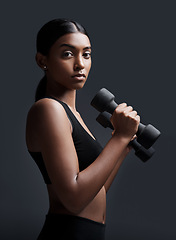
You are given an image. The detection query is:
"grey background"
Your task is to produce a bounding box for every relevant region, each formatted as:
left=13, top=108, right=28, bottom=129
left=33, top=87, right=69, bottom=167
left=1, top=0, right=176, bottom=239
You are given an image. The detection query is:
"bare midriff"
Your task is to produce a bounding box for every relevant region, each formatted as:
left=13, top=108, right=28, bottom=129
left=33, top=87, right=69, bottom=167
left=47, top=185, right=106, bottom=224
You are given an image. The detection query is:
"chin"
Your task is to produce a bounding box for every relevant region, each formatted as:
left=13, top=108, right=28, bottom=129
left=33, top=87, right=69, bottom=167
left=73, top=82, right=86, bottom=90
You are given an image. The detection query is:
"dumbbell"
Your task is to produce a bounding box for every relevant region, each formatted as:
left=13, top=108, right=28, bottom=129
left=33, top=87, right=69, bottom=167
left=96, top=112, right=155, bottom=162
left=91, top=88, right=161, bottom=149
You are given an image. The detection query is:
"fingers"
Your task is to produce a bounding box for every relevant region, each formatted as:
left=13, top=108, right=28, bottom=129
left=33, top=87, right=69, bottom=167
left=111, top=102, right=141, bottom=138
left=135, top=114, right=140, bottom=123
left=115, top=103, right=135, bottom=116
left=114, top=103, right=140, bottom=126
left=128, top=111, right=140, bottom=124
left=128, top=110, right=137, bottom=118
left=117, top=103, right=127, bottom=108
left=124, top=106, right=134, bottom=115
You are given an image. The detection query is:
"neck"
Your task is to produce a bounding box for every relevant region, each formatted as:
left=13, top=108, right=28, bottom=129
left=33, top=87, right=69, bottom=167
left=46, top=82, right=77, bottom=110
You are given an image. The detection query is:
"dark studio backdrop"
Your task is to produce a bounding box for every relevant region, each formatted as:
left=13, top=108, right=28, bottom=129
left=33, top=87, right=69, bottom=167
left=1, top=1, right=176, bottom=239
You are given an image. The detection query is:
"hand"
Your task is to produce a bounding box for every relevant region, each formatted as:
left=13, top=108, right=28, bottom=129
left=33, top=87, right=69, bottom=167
left=110, top=103, right=140, bottom=139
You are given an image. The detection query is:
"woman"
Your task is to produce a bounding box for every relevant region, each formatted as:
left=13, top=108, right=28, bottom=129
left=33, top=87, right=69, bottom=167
left=26, top=19, right=140, bottom=240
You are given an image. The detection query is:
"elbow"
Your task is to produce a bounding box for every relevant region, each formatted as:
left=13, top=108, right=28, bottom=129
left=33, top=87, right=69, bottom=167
left=63, top=195, right=86, bottom=215
left=66, top=205, right=83, bottom=215
left=56, top=186, right=87, bottom=215
left=54, top=175, right=89, bottom=214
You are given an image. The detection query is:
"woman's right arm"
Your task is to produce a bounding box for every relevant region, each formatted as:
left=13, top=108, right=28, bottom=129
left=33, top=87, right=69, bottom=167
left=26, top=99, right=139, bottom=214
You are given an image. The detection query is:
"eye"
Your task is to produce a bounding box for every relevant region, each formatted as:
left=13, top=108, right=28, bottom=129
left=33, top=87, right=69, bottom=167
left=83, top=51, right=91, bottom=59
left=62, top=51, right=73, bottom=58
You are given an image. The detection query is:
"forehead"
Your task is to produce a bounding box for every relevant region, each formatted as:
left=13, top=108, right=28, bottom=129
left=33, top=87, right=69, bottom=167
left=53, top=32, right=91, bottom=49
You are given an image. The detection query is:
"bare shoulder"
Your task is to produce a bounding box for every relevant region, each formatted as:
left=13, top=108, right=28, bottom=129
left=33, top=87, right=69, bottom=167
left=27, top=98, right=70, bottom=128
left=27, top=98, right=66, bottom=119
left=26, top=98, right=71, bottom=150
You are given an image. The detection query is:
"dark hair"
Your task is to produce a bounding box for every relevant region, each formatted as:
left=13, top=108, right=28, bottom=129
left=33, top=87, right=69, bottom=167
left=35, top=19, right=89, bottom=101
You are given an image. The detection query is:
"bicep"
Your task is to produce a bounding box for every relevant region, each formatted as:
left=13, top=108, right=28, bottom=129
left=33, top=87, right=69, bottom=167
left=35, top=100, right=79, bottom=197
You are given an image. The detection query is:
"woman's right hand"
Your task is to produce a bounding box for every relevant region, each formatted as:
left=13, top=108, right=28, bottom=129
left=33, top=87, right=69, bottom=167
left=110, top=103, right=140, bottom=139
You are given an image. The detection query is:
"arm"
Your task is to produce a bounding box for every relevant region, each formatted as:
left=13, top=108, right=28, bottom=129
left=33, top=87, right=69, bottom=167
left=28, top=99, right=139, bottom=214
left=104, top=133, right=136, bottom=193
left=104, top=147, right=129, bottom=193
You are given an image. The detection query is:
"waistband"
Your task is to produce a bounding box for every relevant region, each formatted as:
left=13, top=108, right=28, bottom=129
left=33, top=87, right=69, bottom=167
left=38, top=213, right=106, bottom=240
left=46, top=213, right=106, bottom=227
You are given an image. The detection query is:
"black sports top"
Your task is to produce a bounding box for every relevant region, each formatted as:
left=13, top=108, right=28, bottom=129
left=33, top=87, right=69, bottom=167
left=29, top=98, right=103, bottom=184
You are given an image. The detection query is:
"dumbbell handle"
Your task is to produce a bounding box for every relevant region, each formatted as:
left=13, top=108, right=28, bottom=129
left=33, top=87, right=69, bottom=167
left=91, top=88, right=161, bottom=149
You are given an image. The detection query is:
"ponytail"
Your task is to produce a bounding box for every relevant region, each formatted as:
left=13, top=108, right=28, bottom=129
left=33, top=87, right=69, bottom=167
left=35, top=75, right=47, bottom=101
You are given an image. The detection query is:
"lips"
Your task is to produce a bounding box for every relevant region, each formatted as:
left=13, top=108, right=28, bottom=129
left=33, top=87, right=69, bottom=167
left=72, top=73, right=86, bottom=78
left=72, top=73, right=86, bottom=80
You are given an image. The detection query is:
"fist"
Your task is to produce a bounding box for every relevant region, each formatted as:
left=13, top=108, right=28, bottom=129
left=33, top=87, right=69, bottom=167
left=110, top=103, right=140, bottom=138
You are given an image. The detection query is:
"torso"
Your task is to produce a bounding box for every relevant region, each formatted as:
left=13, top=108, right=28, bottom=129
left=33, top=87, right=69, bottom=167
left=26, top=98, right=106, bottom=224
left=47, top=184, right=106, bottom=224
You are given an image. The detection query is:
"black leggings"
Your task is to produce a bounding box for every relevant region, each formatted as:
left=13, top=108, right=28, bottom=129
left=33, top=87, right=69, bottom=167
left=37, top=214, right=106, bottom=240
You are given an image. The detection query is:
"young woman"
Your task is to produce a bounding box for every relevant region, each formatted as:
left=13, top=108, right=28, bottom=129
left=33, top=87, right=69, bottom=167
left=26, top=19, right=140, bottom=240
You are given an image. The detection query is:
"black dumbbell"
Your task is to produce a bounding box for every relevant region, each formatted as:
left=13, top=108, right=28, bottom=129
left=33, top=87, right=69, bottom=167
left=91, top=88, right=161, bottom=149
left=96, top=112, right=155, bottom=162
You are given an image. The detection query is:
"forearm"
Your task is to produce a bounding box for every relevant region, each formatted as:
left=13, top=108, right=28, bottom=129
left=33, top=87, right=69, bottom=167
left=71, top=134, right=131, bottom=212
left=104, top=147, right=130, bottom=192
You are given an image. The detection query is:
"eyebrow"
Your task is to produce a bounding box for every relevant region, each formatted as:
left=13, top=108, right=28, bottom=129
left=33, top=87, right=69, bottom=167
left=59, top=43, right=91, bottom=50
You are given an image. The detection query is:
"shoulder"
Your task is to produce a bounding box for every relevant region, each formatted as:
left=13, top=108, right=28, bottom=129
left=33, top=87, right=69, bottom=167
left=27, top=98, right=67, bottom=120
left=26, top=98, right=71, bottom=134
left=29, top=98, right=65, bottom=113
left=26, top=98, right=73, bottom=151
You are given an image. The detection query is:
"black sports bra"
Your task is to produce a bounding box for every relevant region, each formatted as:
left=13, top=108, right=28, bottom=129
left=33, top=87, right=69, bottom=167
left=28, top=98, right=103, bottom=184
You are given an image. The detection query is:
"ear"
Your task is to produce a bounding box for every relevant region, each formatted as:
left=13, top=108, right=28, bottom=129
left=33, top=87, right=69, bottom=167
left=35, top=52, right=47, bottom=70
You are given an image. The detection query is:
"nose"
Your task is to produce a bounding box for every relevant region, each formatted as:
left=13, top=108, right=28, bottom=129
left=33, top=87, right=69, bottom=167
left=74, top=55, right=84, bottom=71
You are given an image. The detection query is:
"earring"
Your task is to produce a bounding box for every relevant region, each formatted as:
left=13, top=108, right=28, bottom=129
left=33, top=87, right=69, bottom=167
left=43, top=66, right=47, bottom=70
